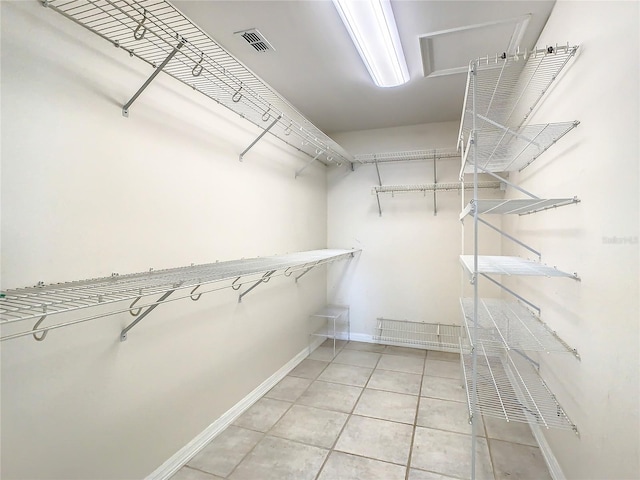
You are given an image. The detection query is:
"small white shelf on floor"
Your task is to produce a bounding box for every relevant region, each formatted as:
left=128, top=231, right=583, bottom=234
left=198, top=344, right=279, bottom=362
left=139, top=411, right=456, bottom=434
left=460, top=343, right=577, bottom=431
left=460, top=198, right=579, bottom=219
left=374, top=318, right=464, bottom=352
left=309, top=305, right=350, bottom=357
left=459, top=256, right=578, bottom=279
left=460, top=298, right=578, bottom=357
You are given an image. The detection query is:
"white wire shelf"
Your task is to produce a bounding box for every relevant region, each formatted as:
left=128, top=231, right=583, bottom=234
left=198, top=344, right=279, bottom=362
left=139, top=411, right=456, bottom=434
left=461, top=121, right=579, bottom=174
left=374, top=318, right=464, bottom=352
left=460, top=298, right=578, bottom=357
left=460, top=197, right=580, bottom=219
left=460, top=255, right=578, bottom=279
left=460, top=343, right=577, bottom=431
left=355, top=149, right=460, bottom=164
left=0, top=249, right=357, bottom=341
left=44, top=0, right=352, bottom=166
left=373, top=181, right=502, bottom=195
left=458, top=44, right=579, bottom=149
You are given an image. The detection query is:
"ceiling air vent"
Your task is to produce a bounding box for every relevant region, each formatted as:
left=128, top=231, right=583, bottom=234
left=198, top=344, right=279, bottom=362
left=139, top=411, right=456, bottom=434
left=235, top=28, right=275, bottom=53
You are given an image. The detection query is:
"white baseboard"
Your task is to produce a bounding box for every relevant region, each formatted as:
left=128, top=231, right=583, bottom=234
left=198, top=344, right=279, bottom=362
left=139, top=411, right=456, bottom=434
left=529, top=423, right=566, bottom=480
left=146, top=338, right=323, bottom=480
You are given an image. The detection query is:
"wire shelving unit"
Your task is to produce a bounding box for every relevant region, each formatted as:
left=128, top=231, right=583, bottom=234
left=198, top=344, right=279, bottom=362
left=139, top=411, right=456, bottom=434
left=0, top=249, right=357, bottom=342
left=460, top=343, right=577, bottom=431
left=42, top=0, right=352, bottom=167
left=459, top=298, right=578, bottom=357
left=374, top=318, right=463, bottom=352
left=355, top=149, right=459, bottom=164
left=459, top=43, right=581, bottom=479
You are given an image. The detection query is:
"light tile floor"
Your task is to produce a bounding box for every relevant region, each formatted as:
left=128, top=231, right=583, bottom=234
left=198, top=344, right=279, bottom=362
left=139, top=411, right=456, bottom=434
left=171, top=341, right=552, bottom=480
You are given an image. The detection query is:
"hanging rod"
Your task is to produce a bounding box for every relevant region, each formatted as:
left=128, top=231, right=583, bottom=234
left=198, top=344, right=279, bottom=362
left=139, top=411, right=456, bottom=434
left=372, top=181, right=502, bottom=195
left=0, top=249, right=359, bottom=342
left=42, top=0, right=353, bottom=168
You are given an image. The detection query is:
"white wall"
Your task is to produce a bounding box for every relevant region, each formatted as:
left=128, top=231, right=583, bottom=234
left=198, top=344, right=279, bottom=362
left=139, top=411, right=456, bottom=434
left=500, top=1, right=639, bottom=478
left=327, top=122, right=503, bottom=339
left=0, top=2, right=336, bottom=479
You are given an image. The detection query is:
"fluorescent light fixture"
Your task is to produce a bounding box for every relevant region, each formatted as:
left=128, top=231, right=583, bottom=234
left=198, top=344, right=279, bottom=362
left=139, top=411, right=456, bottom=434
left=332, top=0, right=409, bottom=88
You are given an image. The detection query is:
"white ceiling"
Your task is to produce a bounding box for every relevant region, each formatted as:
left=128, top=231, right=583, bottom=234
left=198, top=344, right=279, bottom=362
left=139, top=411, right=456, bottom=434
left=173, top=0, right=556, bottom=135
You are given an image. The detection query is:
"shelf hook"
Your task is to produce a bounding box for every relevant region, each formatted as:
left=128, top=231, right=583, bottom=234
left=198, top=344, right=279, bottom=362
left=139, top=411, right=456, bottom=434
left=262, top=108, right=271, bottom=122
left=190, top=284, right=202, bottom=301
left=32, top=315, right=49, bottom=342
left=284, top=123, right=292, bottom=136
left=192, top=54, right=204, bottom=77
left=232, top=85, right=243, bottom=103
left=284, top=267, right=294, bottom=277
left=129, top=296, right=142, bottom=316
left=133, top=9, right=147, bottom=40
left=231, top=277, right=242, bottom=290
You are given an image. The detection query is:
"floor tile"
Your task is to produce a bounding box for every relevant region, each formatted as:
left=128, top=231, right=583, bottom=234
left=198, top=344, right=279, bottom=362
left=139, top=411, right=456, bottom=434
left=334, top=349, right=381, bottom=368
left=186, top=426, right=262, bottom=477
left=424, top=359, right=461, bottom=379
left=426, top=350, right=460, bottom=363
left=368, top=369, right=422, bottom=396
left=344, top=341, right=387, bottom=353
left=318, top=451, right=406, bottom=480
left=354, top=388, right=419, bottom=424
left=232, top=398, right=291, bottom=432
left=309, top=346, right=338, bottom=361
left=384, top=345, right=427, bottom=358
left=317, top=362, right=373, bottom=387
left=411, top=427, right=494, bottom=479
left=408, top=469, right=460, bottom=480
left=228, top=436, right=328, bottom=480
left=483, top=416, right=537, bottom=446
left=377, top=354, right=425, bottom=374
left=270, top=404, right=348, bottom=448
left=421, top=375, right=466, bottom=403
left=335, top=415, right=414, bottom=465
left=171, top=466, right=224, bottom=480
left=265, top=376, right=312, bottom=402
left=296, top=380, right=362, bottom=413
left=289, top=359, right=329, bottom=379
left=417, top=397, right=484, bottom=436
left=489, top=439, right=551, bottom=480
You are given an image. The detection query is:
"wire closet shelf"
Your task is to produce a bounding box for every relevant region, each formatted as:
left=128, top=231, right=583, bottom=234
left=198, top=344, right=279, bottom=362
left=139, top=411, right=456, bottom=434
left=459, top=255, right=578, bottom=279
left=460, top=342, right=577, bottom=432
left=460, top=198, right=580, bottom=218
left=373, top=181, right=502, bottom=195
left=457, top=44, right=579, bottom=175
left=374, top=318, right=464, bottom=352
left=43, top=0, right=352, bottom=167
left=0, top=249, right=357, bottom=342
left=355, top=149, right=460, bottom=164
left=459, top=298, right=578, bottom=357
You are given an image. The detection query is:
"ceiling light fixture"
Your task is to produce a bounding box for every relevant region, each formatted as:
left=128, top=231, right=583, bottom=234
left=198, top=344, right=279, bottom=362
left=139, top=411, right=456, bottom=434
left=332, top=0, right=409, bottom=88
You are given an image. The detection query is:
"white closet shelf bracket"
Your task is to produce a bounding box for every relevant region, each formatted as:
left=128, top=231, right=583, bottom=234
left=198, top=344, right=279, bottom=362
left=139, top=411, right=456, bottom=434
left=0, top=249, right=359, bottom=342
left=43, top=0, right=353, bottom=168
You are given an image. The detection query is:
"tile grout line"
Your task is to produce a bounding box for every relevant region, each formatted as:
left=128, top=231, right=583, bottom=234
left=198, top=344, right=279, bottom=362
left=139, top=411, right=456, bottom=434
left=404, top=348, right=429, bottom=480
left=223, top=346, right=338, bottom=479
left=313, top=342, right=384, bottom=480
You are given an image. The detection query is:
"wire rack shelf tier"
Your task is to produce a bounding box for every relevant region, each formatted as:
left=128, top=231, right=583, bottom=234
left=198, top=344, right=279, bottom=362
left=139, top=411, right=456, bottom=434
left=0, top=249, right=357, bottom=339
left=373, top=181, right=502, bottom=195
left=374, top=318, right=464, bottom=352
left=458, top=44, right=579, bottom=151
left=460, top=342, right=577, bottom=431
left=460, top=197, right=580, bottom=219
left=461, top=121, right=579, bottom=174
left=44, top=0, right=352, bottom=166
left=355, top=149, right=460, bottom=164
left=460, top=255, right=577, bottom=279
left=459, top=298, right=578, bottom=356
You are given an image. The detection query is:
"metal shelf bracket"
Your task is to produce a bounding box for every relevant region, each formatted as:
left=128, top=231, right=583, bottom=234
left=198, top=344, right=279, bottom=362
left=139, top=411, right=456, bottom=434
left=239, top=115, right=283, bottom=161
left=122, top=37, right=186, bottom=117
left=295, top=148, right=325, bottom=178
left=120, top=289, right=176, bottom=341
left=238, top=270, right=275, bottom=303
